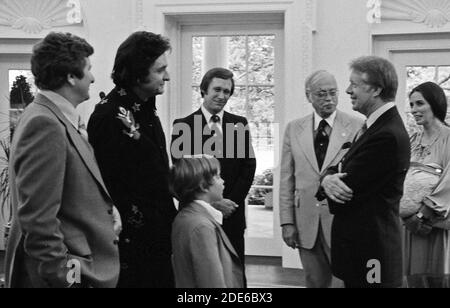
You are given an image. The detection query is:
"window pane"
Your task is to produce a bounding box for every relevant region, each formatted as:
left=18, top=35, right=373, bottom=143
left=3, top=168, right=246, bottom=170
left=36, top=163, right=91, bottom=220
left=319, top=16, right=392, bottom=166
left=227, top=36, right=247, bottom=84
left=192, top=86, right=202, bottom=111
left=248, top=36, right=275, bottom=85
left=9, top=70, right=35, bottom=135
left=192, top=37, right=204, bottom=85
left=438, top=66, right=450, bottom=100
left=225, top=86, right=247, bottom=116
left=406, top=66, right=436, bottom=94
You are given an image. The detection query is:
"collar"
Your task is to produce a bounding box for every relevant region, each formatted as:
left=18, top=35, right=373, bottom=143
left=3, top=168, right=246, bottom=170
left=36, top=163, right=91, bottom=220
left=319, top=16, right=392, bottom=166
left=366, top=102, right=395, bottom=129
left=194, top=200, right=223, bottom=225
left=201, top=105, right=225, bottom=124
left=115, top=87, right=156, bottom=111
left=313, top=110, right=336, bottom=130
left=39, top=90, right=80, bottom=129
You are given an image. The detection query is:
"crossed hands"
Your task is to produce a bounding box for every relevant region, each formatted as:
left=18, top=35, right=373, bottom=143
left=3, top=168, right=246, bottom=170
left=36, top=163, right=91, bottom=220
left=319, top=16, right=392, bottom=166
left=211, top=199, right=238, bottom=219
left=322, top=173, right=354, bottom=204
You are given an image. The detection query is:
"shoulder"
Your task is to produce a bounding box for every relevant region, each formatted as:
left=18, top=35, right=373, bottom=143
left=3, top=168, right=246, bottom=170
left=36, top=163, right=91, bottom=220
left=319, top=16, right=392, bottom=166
left=337, top=110, right=364, bottom=126
left=224, top=111, right=248, bottom=124
left=18, top=104, right=63, bottom=132
left=286, top=115, right=310, bottom=131
left=173, top=112, right=197, bottom=125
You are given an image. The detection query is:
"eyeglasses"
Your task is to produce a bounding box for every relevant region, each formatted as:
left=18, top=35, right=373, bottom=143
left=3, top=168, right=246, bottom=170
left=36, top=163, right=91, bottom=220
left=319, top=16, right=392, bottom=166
left=312, top=89, right=338, bottom=99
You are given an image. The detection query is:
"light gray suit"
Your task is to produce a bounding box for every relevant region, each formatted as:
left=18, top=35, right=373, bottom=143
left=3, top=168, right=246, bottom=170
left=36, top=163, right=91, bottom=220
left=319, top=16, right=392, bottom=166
left=5, top=94, right=120, bottom=288
left=280, top=110, right=362, bottom=287
left=171, top=202, right=244, bottom=288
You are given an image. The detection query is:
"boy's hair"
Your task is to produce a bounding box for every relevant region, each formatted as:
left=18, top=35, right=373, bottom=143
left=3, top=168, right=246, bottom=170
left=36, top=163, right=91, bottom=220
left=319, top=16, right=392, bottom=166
left=169, top=156, right=221, bottom=206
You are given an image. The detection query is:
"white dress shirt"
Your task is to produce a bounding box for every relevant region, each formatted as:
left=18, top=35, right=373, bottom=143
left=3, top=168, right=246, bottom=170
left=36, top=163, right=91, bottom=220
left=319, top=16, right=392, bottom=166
left=201, top=105, right=224, bottom=133
left=194, top=200, right=223, bottom=225
left=366, top=102, right=396, bottom=129
left=40, top=90, right=81, bottom=130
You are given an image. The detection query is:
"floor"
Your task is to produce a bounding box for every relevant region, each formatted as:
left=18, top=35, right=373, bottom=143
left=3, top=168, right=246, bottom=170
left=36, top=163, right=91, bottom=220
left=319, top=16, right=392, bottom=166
left=0, top=251, right=305, bottom=288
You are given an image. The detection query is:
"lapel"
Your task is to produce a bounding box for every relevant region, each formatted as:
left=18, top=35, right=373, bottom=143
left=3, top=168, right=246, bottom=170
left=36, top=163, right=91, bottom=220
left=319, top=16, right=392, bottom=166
left=191, top=109, right=209, bottom=146
left=321, top=111, right=352, bottom=170
left=35, top=94, right=111, bottom=198
left=189, top=202, right=240, bottom=260
left=295, top=114, right=320, bottom=173
left=344, top=107, right=398, bottom=164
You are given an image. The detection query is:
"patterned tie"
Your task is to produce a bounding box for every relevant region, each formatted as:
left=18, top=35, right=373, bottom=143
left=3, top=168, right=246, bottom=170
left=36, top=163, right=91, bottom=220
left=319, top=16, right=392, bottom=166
left=314, top=119, right=330, bottom=171
left=78, top=117, right=89, bottom=143
left=354, top=121, right=368, bottom=142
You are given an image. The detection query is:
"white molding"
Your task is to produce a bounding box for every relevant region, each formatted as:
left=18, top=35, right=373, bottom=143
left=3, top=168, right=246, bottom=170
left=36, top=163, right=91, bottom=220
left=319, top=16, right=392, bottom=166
left=0, top=0, right=83, bottom=34
left=368, top=0, right=450, bottom=33
left=132, top=0, right=145, bottom=30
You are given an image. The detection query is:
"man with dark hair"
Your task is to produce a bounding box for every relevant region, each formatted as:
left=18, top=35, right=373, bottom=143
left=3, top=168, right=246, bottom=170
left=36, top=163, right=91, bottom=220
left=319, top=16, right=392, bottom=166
left=88, top=31, right=177, bottom=288
left=317, top=56, right=411, bottom=288
left=5, top=32, right=121, bottom=288
left=171, top=67, right=256, bottom=285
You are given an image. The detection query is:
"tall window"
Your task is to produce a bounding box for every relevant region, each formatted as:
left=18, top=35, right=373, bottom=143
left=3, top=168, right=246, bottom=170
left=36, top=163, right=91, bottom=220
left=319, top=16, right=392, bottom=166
left=192, top=35, right=276, bottom=239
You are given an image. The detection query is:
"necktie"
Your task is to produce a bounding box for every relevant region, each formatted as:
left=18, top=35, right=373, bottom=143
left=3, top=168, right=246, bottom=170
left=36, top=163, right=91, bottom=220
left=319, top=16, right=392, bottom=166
left=210, top=115, right=223, bottom=156
left=78, top=117, right=89, bottom=143
left=354, top=121, right=368, bottom=142
left=314, top=119, right=330, bottom=171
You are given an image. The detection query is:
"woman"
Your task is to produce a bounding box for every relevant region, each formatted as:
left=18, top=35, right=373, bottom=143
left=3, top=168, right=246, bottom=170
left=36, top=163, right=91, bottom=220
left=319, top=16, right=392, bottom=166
left=403, top=81, right=450, bottom=277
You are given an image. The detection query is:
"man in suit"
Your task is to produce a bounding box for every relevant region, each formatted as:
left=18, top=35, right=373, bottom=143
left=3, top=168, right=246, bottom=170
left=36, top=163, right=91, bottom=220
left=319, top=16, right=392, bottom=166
left=280, top=70, right=362, bottom=288
left=88, top=32, right=177, bottom=288
left=317, top=56, right=411, bottom=288
left=5, top=32, right=121, bottom=288
left=171, top=68, right=256, bottom=278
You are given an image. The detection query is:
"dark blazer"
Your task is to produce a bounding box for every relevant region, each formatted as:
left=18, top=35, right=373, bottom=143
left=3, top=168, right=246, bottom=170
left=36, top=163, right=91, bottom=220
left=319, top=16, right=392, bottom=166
left=171, top=109, right=256, bottom=258
left=172, top=202, right=244, bottom=288
left=6, top=94, right=120, bottom=288
left=88, top=88, right=177, bottom=288
left=322, top=107, right=410, bottom=287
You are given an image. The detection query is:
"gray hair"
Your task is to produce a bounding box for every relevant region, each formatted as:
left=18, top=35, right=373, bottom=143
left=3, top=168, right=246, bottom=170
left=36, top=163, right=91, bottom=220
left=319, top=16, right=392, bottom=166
left=305, top=70, right=337, bottom=95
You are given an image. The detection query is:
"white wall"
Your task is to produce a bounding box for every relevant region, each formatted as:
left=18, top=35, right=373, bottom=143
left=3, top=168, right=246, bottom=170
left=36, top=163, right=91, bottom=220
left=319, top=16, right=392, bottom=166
left=314, top=0, right=371, bottom=117
left=77, top=0, right=134, bottom=122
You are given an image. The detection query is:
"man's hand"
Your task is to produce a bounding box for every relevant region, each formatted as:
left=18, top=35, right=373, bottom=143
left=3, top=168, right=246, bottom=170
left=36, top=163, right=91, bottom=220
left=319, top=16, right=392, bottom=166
left=211, top=199, right=238, bottom=219
left=322, top=173, right=353, bottom=204
left=112, top=206, right=122, bottom=239
left=282, top=225, right=300, bottom=249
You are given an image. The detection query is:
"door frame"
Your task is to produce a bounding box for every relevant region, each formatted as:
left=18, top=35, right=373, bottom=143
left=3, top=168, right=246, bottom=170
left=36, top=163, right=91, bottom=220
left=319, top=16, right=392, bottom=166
left=179, top=20, right=284, bottom=257
left=373, top=33, right=450, bottom=118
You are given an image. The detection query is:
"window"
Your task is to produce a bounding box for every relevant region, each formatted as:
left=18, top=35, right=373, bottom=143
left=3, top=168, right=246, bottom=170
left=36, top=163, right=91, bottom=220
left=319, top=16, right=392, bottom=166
left=192, top=35, right=275, bottom=238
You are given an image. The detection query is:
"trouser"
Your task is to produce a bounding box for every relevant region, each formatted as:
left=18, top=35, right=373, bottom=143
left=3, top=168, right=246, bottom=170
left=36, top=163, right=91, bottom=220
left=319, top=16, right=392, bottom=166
left=298, top=222, right=339, bottom=288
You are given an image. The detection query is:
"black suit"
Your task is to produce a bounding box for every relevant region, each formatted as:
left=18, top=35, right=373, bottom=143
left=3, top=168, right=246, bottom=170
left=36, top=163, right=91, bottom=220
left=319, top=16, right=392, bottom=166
left=88, top=87, right=177, bottom=288
left=171, top=109, right=256, bottom=265
left=319, top=107, right=410, bottom=288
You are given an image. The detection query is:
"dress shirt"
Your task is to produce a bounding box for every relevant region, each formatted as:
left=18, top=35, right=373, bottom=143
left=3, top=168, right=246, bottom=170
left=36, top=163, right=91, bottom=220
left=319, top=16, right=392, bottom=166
left=194, top=199, right=223, bottom=225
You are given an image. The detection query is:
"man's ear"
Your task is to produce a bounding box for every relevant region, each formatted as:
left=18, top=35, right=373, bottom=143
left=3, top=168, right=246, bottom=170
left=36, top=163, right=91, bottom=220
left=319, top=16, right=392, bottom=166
left=305, top=91, right=313, bottom=104
left=372, top=86, right=383, bottom=98
left=67, top=74, right=76, bottom=86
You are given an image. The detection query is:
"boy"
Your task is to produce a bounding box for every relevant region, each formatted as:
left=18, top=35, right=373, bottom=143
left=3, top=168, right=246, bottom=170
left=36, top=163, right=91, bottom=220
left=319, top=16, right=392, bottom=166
left=170, top=155, right=244, bottom=288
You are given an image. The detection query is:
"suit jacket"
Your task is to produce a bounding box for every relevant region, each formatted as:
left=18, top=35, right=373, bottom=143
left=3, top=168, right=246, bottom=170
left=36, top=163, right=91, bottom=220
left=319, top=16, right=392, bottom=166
left=171, top=202, right=244, bottom=288
left=171, top=109, right=256, bottom=237
left=280, top=111, right=363, bottom=249
left=5, top=94, right=120, bottom=288
left=88, top=87, right=177, bottom=287
left=323, top=107, right=410, bottom=287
